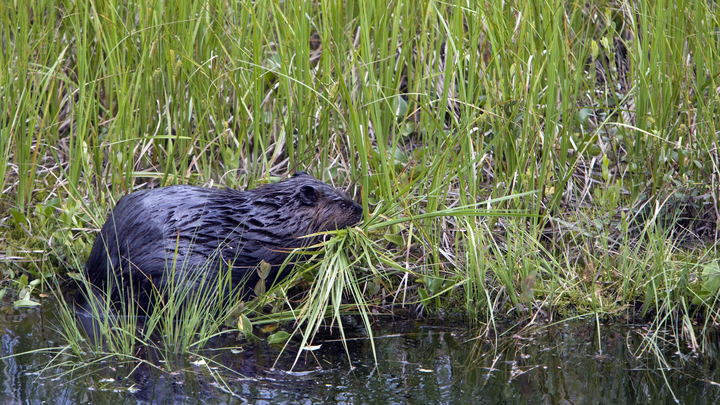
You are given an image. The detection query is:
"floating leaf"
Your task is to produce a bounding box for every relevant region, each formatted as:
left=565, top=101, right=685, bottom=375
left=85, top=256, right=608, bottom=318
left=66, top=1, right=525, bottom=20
left=14, top=289, right=40, bottom=308
left=260, top=322, right=279, bottom=334
left=267, top=331, right=290, bottom=345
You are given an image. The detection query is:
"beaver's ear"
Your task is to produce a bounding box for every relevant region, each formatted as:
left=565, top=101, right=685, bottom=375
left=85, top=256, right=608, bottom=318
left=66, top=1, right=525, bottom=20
left=299, top=185, right=319, bottom=205
left=293, top=171, right=310, bottom=178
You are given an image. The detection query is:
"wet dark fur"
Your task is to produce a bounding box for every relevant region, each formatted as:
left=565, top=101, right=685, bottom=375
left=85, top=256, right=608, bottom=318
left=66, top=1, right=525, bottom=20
left=84, top=172, right=363, bottom=311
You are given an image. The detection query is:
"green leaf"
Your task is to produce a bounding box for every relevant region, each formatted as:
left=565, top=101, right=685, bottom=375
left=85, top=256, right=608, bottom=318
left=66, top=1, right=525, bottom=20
left=427, top=276, right=444, bottom=296
left=254, top=278, right=266, bottom=296
left=401, top=122, right=415, bottom=136
left=393, top=96, right=408, bottom=117
left=602, top=154, right=610, bottom=181
left=577, top=108, right=593, bottom=126
left=590, top=39, right=599, bottom=59
left=14, top=289, right=40, bottom=308
left=693, top=261, right=720, bottom=305
left=383, top=234, right=404, bottom=247
left=370, top=147, right=409, bottom=173
left=418, top=288, right=430, bottom=304
left=267, top=331, right=291, bottom=345
left=518, top=272, right=536, bottom=303
left=260, top=323, right=278, bottom=334
left=257, top=260, right=272, bottom=280
left=18, top=274, right=29, bottom=288
left=10, top=208, right=29, bottom=228
left=238, top=313, right=253, bottom=338
left=367, top=279, right=380, bottom=296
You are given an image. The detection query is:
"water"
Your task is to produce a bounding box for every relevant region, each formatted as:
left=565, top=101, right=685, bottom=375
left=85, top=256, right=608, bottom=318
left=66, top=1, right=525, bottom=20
left=2, top=295, right=719, bottom=404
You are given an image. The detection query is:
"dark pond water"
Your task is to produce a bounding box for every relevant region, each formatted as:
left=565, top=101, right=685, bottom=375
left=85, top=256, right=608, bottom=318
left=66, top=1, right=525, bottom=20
left=2, top=294, right=720, bottom=404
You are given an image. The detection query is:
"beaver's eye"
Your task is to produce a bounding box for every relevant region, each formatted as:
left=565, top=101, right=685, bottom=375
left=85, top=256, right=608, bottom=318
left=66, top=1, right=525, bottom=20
left=340, top=202, right=348, bottom=209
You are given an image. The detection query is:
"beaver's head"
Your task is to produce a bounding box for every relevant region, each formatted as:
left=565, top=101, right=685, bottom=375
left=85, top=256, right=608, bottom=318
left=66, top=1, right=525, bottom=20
left=290, top=172, right=363, bottom=232
left=248, top=171, right=363, bottom=236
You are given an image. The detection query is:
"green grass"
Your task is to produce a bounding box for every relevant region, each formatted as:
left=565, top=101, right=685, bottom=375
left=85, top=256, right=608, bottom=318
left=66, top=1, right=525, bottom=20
left=1, top=0, right=719, bottom=368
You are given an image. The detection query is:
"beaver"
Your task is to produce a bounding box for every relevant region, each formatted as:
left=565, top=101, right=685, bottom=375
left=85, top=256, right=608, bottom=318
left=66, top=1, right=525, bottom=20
left=83, top=172, right=363, bottom=312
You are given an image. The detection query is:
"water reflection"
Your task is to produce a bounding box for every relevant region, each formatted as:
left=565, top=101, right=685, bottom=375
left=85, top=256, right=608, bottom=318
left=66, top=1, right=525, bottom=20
left=1, top=295, right=719, bottom=404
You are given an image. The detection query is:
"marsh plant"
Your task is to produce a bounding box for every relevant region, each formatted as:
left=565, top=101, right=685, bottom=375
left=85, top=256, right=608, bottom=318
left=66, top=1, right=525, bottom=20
left=46, top=226, right=380, bottom=375
left=1, top=0, right=719, bottom=375
left=51, top=249, right=246, bottom=366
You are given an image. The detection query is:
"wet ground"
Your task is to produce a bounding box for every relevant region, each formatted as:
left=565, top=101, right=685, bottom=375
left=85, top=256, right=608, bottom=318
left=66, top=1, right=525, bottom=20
left=2, top=294, right=719, bottom=404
